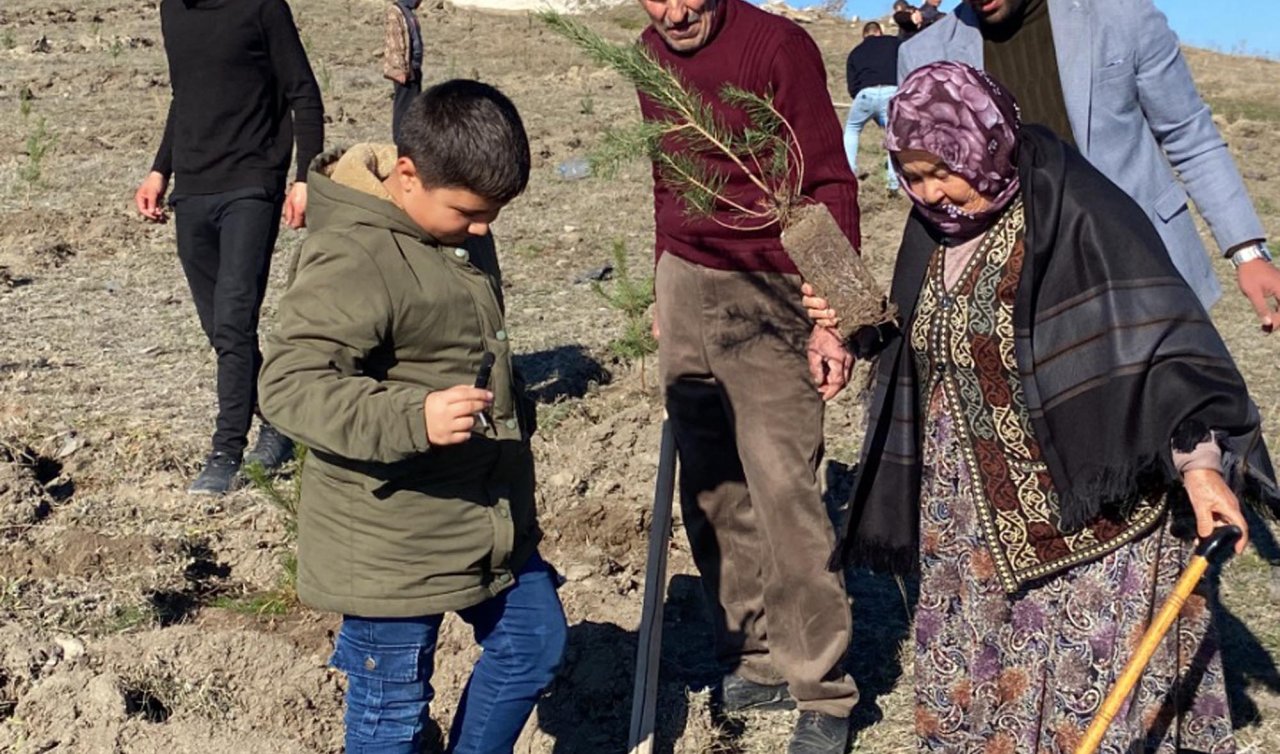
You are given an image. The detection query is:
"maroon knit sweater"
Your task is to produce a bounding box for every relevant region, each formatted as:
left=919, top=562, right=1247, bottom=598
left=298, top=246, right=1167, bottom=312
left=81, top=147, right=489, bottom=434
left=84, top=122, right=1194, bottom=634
left=639, top=0, right=861, bottom=273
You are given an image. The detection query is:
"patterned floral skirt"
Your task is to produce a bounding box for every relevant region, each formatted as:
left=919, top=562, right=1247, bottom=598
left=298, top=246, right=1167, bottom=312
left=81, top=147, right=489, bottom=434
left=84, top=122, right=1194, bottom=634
left=914, top=389, right=1236, bottom=753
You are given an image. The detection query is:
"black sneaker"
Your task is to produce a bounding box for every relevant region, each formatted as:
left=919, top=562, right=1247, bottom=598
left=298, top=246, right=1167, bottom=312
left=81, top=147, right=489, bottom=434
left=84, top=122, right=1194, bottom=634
left=720, top=673, right=796, bottom=713
left=244, top=424, right=294, bottom=472
left=189, top=452, right=242, bottom=496
left=787, top=711, right=850, bottom=754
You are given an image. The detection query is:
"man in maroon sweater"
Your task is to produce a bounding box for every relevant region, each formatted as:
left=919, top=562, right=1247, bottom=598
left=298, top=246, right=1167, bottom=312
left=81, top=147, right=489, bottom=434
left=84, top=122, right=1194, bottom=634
left=638, top=0, right=860, bottom=750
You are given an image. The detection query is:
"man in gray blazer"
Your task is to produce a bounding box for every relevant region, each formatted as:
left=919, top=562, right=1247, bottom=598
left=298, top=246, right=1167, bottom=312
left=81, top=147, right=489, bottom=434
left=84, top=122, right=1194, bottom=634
left=898, top=0, right=1279, bottom=332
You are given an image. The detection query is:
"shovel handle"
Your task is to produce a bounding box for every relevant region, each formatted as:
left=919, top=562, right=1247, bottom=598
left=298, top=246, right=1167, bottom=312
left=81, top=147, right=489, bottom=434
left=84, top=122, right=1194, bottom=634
left=628, top=418, right=677, bottom=754
left=1074, top=525, right=1241, bottom=754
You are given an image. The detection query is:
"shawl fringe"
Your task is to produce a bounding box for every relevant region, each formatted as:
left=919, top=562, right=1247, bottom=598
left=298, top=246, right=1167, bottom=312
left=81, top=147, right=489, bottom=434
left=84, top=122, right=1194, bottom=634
left=1056, top=453, right=1172, bottom=531
left=829, top=535, right=919, bottom=576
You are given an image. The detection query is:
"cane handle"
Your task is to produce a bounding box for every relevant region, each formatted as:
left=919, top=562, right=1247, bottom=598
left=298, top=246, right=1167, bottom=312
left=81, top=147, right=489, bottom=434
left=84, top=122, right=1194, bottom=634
left=1195, top=524, right=1242, bottom=564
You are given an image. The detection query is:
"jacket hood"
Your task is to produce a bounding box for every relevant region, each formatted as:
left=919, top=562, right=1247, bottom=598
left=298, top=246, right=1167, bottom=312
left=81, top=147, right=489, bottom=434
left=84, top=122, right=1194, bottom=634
left=307, top=144, right=437, bottom=242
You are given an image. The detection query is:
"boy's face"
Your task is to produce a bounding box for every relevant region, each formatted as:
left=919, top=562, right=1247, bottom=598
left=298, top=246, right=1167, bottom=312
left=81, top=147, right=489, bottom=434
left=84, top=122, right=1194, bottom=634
left=388, top=157, right=504, bottom=245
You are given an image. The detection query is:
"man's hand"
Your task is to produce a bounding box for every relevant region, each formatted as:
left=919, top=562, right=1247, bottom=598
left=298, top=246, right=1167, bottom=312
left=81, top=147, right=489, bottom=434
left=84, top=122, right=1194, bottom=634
left=283, top=182, right=308, bottom=230
left=134, top=171, right=169, bottom=223
left=1237, top=258, right=1280, bottom=333
left=807, top=325, right=854, bottom=401
left=1184, top=468, right=1249, bottom=555
left=423, top=385, right=493, bottom=446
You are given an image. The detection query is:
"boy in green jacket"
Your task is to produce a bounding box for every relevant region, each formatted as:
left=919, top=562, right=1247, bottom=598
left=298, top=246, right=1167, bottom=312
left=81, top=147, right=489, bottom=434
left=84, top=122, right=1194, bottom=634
left=258, top=80, right=565, bottom=754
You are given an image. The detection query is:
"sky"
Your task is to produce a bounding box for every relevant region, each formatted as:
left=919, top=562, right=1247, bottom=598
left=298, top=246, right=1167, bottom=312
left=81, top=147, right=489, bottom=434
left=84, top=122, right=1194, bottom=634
left=793, top=0, right=1280, bottom=59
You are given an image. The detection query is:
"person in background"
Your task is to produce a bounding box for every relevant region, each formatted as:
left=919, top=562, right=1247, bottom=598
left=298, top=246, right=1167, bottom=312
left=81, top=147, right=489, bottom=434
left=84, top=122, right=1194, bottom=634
left=892, top=0, right=923, bottom=39
left=844, top=21, right=901, bottom=195
left=898, top=0, right=1280, bottom=334
left=917, top=0, right=944, bottom=26
left=384, top=0, right=425, bottom=140
left=134, top=0, right=323, bottom=495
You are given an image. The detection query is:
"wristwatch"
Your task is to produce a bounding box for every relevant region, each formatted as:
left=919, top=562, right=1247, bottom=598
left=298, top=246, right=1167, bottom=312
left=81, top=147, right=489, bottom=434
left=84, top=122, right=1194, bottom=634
left=1229, top=241, right=1272, bottom=269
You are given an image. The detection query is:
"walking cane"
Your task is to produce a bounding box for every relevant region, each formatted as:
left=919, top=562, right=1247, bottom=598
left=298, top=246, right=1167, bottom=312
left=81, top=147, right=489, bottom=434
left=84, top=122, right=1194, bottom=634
left=1074, top=524, right=1242, bottom=754
left=628, top=417, right=678, bottom=754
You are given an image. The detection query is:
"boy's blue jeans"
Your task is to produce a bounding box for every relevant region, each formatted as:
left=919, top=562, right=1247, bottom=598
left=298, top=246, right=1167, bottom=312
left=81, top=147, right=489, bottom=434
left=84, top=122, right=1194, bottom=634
left=331, top=553, right=567, bottom=754
left=843, top=85, right=899, bottom=191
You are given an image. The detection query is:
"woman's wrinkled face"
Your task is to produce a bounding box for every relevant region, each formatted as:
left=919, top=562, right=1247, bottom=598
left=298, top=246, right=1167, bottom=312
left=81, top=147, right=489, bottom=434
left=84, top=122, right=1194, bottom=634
left=894, top=149, right=993, bottom=217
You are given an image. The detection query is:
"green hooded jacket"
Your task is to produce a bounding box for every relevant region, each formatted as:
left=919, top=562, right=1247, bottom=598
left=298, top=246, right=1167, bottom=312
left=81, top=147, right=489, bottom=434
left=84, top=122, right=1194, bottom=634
left=259, top=144, right=540, bottom=618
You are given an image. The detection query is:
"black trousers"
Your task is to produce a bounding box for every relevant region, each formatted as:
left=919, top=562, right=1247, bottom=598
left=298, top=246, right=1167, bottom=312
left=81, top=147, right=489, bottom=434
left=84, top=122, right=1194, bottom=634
left=172, top=186, right=283, bottom=457
left=392, top=76, right=422, bottom=141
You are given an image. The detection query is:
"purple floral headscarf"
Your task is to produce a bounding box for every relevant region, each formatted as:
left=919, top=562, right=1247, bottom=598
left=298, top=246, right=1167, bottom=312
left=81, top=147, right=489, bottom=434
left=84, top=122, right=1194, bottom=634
left=885, top=61, right=1022, bottom=239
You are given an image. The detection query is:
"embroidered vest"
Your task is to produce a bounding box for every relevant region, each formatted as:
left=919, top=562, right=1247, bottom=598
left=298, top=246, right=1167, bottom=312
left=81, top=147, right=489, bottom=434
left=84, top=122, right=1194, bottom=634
left=909, top=203, right=1164, bottom=592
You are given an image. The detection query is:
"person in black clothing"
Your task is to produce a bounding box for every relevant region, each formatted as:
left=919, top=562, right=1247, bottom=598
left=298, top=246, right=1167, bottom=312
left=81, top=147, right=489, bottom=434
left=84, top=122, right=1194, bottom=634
left=918, top=0, right=944, bottom=25
left=843, top=21, right=901, bottom=194
left=892, top=1, right=923, bottom=39
left=134, top=0, right=324, bottom=495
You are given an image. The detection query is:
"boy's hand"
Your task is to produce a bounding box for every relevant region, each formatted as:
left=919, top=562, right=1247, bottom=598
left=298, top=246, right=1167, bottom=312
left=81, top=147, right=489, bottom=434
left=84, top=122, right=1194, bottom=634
left=424, top=386, right=494, bottom=446
left=135, top=171, right=169, bottom=223
left=283, top=182, right=308, bottom=229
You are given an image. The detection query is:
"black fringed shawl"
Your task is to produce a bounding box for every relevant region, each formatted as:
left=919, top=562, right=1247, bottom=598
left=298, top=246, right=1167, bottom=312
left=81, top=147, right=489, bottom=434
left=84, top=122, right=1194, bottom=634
left=833, top=126, right=1280, bottom=576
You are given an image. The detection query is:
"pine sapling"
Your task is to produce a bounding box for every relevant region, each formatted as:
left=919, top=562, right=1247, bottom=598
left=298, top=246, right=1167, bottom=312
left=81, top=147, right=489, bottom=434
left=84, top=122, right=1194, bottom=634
left=539, top=12, right=895, bottom=339
left=593, top=239, right=658, bottom=385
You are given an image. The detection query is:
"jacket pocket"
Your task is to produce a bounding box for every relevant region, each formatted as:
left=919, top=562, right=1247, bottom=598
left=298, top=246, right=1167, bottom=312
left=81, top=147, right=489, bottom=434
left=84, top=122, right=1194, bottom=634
left=1093, top=55, right=1133, bottom=83
left=1153, top=181, right=1189, bottom=222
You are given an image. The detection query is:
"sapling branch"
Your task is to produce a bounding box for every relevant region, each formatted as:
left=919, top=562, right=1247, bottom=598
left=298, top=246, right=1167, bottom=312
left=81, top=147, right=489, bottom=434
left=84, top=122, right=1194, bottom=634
left=540, top=11, right=896, bottom=332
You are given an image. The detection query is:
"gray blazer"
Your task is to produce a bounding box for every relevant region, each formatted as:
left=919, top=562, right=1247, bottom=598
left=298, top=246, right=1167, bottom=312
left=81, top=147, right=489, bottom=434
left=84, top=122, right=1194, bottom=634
left=898, top=0, right=1265, bottom=308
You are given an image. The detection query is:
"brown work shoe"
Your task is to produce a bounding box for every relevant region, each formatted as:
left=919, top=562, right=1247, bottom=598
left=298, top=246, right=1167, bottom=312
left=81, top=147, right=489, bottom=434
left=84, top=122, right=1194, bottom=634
left=787, top=711, right=850, bottom=753
left=720, top=672, right=796, bottom=713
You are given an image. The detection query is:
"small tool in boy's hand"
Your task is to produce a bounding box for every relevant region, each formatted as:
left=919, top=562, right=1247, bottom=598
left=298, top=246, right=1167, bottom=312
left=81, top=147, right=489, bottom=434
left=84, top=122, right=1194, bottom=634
left=473, top=352, right=496, bottom=431
left=423, top=375, right=493, bottom=447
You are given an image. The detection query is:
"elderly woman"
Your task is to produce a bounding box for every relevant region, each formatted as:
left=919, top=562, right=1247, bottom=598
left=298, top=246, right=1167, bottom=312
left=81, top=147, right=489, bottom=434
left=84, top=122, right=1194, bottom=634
left=806, top=61, right=1280, bottom=752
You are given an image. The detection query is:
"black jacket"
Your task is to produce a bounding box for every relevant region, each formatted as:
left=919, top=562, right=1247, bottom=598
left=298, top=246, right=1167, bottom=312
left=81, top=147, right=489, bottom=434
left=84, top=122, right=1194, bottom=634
left=845, top=35, right=901, bottom=99
left=152, top=0, right=325, bottom=194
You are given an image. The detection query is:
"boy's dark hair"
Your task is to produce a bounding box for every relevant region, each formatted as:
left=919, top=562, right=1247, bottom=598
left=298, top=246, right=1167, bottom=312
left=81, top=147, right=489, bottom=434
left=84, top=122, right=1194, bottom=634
left=397, top=79, right=531, bottom=204
left=862, top=21, right=882, bottom=36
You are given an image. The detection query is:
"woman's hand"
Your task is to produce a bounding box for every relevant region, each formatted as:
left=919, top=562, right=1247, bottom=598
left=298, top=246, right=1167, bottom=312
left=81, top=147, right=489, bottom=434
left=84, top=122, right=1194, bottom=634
left=801, top=282, right=840, bottom=330
left=1184, top=468, right=1249, bottom=555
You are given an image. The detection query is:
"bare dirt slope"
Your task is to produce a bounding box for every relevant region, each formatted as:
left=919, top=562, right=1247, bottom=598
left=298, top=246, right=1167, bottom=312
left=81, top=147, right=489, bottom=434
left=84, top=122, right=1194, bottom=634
left=1, top=2, right=1278, bottom=752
